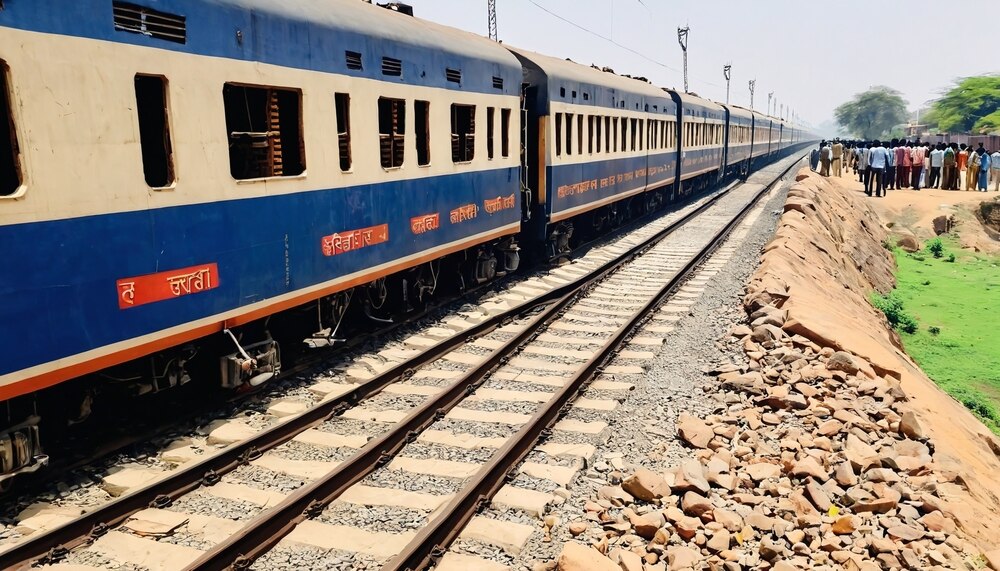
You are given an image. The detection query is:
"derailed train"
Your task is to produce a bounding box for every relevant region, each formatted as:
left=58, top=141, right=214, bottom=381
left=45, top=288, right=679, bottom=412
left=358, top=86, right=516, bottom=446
left=0, top=0, right=814, bottom=481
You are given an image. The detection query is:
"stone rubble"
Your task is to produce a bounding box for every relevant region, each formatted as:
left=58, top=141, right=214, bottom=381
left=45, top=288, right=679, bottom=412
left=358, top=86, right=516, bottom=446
left=548, top=169, right=1000, bottom=571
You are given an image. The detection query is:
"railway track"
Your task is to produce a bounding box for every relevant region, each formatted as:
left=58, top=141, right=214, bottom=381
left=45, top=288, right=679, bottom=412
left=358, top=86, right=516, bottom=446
left=1, top=155, right=804, bottom=571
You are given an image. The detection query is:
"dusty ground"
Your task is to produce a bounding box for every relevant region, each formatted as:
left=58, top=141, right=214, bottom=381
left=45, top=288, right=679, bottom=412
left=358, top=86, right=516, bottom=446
left=819, top=170, right=1000, bottom=254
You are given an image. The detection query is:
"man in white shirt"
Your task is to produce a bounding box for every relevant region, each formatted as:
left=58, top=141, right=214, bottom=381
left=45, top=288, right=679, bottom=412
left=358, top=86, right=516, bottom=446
left=929, top=144, right=945, bottom=189
left=867, top=140, right=890, bottom=197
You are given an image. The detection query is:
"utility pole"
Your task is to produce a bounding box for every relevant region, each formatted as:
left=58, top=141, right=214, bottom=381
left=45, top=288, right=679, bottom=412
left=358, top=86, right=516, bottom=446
left=487, top=0, right=498, bottom=42
left=748, top=79, right=756, bottom=111
left=767, top=92, right=773, bottom=116
left=723, top=64, right=732, bottom=105
left=677, top=26, right=690, bottom=93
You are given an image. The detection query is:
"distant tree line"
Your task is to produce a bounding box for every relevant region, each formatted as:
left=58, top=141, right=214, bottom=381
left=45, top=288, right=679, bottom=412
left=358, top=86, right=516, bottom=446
left=834, top=87, right=908, bottom=140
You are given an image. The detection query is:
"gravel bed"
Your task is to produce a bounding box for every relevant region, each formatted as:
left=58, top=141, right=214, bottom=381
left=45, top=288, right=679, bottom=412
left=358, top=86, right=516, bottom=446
left=479, top=380, right=559, bottom=394
left=524, top=449, right=582, bottom=468
left=449, top=538, right=519, bottom=567
left=396, top=442, right=496, bottom=464
left=545, top=429, right=609, bottom=445
left=62, top=550, right=150, bottom=571
left=426, top=419, right=520, bottom=440
left=361, top=468, right=466, bottom=495
left=361, top=393, right=427, bottom=412
left=460, top=344, right=494, bottom=357
left=508, top=472, right=560, bottom=494
left=458, top=398, right=540, bottom=416
left=398, top=375, right=456, bottom=388
left=561, top=406, right=614, bottom=424
left=269, top=440, right=355, bottom=463
left=225, top=464, right=309, bottom=493
left=513, top=157, right=803, bottom=566
left=579, top=388, right=629, bottom=401
left=251, top=545, right=383, bottom=571
left=166, top=490, right=263, bottom=521
left=428, top=359, right=473, bottom=372
left=475, top=506, right=542, bottom=527
left=317, top=502, right=429, bottom=534
left=318, top=418, right=386, bottom=438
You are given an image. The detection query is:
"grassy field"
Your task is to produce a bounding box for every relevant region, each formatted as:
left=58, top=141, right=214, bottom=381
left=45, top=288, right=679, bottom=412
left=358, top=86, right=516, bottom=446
left=888, top=237, right=1000, bottom=434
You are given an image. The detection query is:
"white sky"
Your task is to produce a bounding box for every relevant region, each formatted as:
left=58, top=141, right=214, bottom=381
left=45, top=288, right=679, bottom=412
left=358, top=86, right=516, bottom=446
left=408, top=0, right=997, bottom=129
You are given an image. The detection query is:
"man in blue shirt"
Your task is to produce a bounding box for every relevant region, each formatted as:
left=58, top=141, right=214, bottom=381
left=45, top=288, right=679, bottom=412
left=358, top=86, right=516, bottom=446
left=867, top=140, right=890, bottom=197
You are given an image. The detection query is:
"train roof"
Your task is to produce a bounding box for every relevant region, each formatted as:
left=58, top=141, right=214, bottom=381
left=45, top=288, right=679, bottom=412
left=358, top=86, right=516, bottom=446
left=671, top=91, right=726, bottom=122
left=507, top=46, right=677, bottom=115
left=0, top=0, right=522, bottom=95
left=722, top=104, right=754, bottom=122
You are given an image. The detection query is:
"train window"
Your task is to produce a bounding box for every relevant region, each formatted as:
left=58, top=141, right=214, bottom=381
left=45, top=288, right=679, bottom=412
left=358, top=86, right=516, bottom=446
left=638, top=120, right=643, bottom=151
left=621, top=119, right=627, bottom=153
left=335, top=93, right=352, bottom=171
left=223, top=83, right=305, bottom=180
left=594, top=116, right=601, bottom=154
left=378, top=97, right=406, bottom=169
left=565, top=113, right=573, bottom=156
left=133, top=74, right=174, bottom=188
left=501, top=109, right=511, bottom=158
left=555, top=113, right=562, bottom=157
left=451, top=104, right=475, bottom=163
left=487, top=107, right=495, bottom=160
left=604, top=117, right=610, bottom=153
left=0, top=60, right=21, bottom=196
left=415, top=100, right=430, bottom=166
left=587, top=116, right=594, bottom=154
left=577, top=115, right=583, bottom=156
left=612, top=118, right=618, bottom=153
left=630, top=118, right=637, bottom=152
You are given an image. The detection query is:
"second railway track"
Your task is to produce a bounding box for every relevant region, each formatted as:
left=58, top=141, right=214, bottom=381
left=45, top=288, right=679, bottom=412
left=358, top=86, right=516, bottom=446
left=2, top=155, right=805, bottom=571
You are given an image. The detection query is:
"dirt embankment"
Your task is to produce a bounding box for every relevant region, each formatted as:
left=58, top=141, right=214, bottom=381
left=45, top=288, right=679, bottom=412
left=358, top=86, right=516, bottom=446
left=749, top=169, right=1000, bottom=560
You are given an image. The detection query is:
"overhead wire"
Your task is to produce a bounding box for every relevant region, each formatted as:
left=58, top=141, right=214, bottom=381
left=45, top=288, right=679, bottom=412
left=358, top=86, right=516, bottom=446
left=524, top=0, right=726, bottom=91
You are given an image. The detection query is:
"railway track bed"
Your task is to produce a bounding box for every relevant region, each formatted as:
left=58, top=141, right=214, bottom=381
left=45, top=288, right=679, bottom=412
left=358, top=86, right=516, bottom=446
left=2, top=155, right=804, bottom=571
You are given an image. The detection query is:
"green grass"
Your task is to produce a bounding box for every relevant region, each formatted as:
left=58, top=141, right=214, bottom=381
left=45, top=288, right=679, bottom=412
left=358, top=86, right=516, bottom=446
left=889, top=237, right=1000, bottom=434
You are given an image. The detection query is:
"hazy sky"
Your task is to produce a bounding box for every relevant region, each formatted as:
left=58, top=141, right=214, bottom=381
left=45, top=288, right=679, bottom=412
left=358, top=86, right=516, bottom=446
left=409, top=0, right=996, bottom=130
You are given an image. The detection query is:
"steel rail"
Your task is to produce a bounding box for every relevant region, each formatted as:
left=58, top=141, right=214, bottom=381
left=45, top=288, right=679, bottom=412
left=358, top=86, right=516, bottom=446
left=0, top=174, right=748, bottom=571
left=382, top=156, right=804, bottom=571
left=183, top=156, right=802, bottom=571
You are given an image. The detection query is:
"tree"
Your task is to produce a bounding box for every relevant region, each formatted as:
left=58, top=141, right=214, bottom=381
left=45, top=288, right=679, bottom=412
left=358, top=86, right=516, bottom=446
left=834, top=86, right=908, bottom=140
left=925, top=75, right=1000, bottom=134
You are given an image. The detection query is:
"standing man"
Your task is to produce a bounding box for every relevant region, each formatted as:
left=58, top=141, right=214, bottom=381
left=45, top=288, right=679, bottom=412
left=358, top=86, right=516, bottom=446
left=978, top=149, right=991, bottom=192
left=820, top=141, right=832, bottom=176
left=968, top=148, right=981, bottom=192
left=810, top=145, right=820, bottom=172
left=929, top=144, right=944, bottom=189
left=832, top=138, right=844, bottom=177
left=958, top=145, right=970, bottom=190
left=868, top=140, right=889, bottom=197
left=992, top=148, right=1000, bottom=191
left=884, top=141, right=896, bottom=191
left=910, top=142, right=924, bottom=190
left=942, top=144, right=957, bottom=190
left=898, top=142, right=911, bottom=188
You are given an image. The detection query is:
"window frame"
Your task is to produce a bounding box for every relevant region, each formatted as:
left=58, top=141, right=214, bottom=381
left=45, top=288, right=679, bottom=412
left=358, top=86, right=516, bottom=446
left=334, top=92, right=353, bottom=172
left=415, top=99, right=431, bottom=167
left=486, top=106, right=495, bottom=160
left=378, top=96, right=407, bottom=170
left=0, top=59, right=23, bottom=198
left=501, top=108, right=511, bottom=159
left=450, top=103, right=476, bottom=164
left=133, top=73, right=175, bottom=189
left=223, top=82, right=306, bottom=182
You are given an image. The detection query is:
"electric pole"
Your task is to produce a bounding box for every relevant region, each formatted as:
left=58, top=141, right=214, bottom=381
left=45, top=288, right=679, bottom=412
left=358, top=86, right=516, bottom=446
left=488, top=0, right=498, bottom=42
left=767, top=92, right=773, bottom=116
left=748, top=79, right=756, bottom=111
left=677, top=26, right=690, bottom=93
left=723, top=64, right=731, bottom=105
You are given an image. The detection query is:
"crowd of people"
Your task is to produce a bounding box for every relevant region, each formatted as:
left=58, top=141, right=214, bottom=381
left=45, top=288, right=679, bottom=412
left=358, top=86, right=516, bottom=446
left=810, top=139, right=1000, bottom=197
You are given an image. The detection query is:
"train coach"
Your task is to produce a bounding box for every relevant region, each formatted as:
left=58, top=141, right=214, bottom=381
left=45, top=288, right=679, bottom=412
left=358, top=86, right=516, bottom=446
left=0, top=0, right=816, bottom=482
left=0, top=0, right=528, bottom=480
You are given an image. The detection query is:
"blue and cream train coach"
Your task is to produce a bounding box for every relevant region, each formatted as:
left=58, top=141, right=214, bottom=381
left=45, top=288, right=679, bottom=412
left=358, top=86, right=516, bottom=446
left=0, top=0, right=814, bottom=480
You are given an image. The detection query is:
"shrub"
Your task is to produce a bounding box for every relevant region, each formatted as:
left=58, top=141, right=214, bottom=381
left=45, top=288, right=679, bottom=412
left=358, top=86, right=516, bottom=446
left=926, top=238, right=944, bottom=258
left=921, top=280, right=931, bottom=286
left=946, top=253, right=956, bottom=263
left=928, top=325, right=941, bottom=335
left=870, top=292, right=919, bottom=334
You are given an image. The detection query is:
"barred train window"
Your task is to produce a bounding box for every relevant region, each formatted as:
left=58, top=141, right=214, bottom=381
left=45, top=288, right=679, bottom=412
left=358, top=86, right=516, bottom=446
left=134, top=74, right=174, bottom=188
left=451, top=104, right=475, bottom=163
left=223, top=83, right=304, bottom=180
left=0, top=60, right=22, bottom=196
left=334, top=93, right=352, bottom=171
left=587, top=116, right=594, bottom=154
left=576, top=115, right=583, bottom=156
left=620, top=118, right=627, bottom=152
left=501, top=108, right=511, bottom=158
left=415, top=100, right=430, bottom=166
left=486, top=107, right=495, bottom=160
left=378, top=97, right=406, bottom=168
left=604, top=117, right=610, bottom=153
left=555, top=113, right=562, bottom=157
left=593, top=116, right=601, bottom=154
left=565, top=113, right=573, bottom=156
